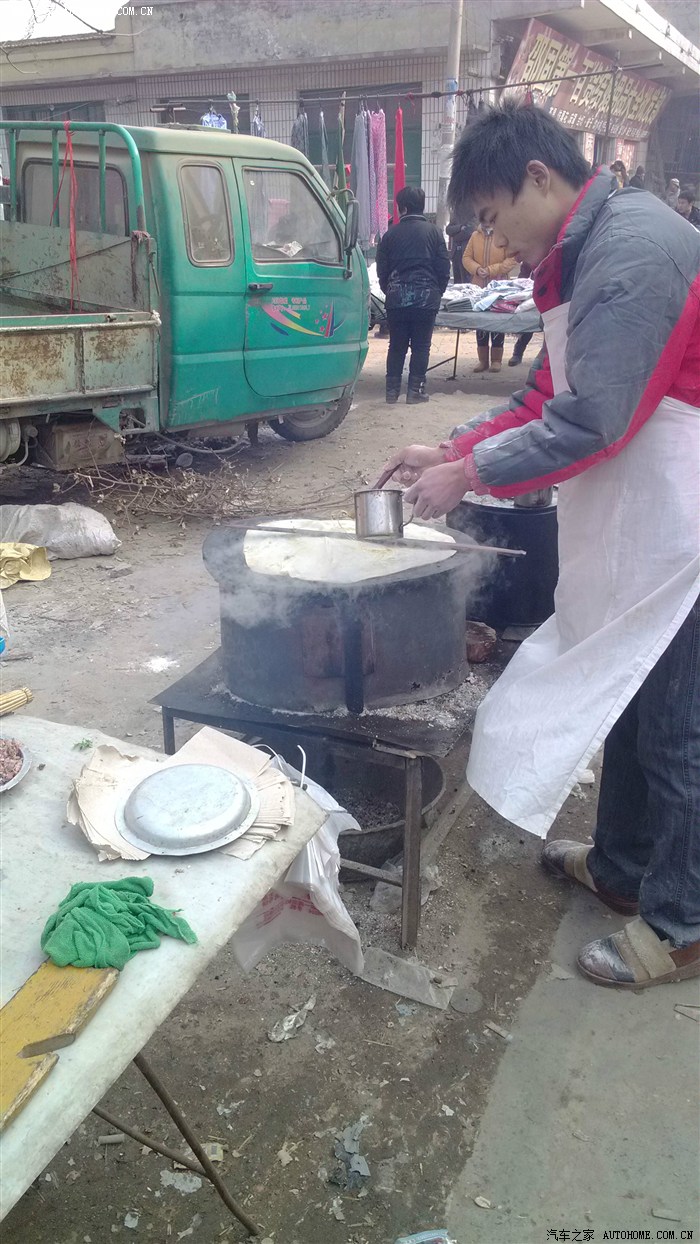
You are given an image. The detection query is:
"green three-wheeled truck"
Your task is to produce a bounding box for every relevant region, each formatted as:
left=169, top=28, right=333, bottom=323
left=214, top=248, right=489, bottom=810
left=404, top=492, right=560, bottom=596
left=0, top=120, right=368, bottom=469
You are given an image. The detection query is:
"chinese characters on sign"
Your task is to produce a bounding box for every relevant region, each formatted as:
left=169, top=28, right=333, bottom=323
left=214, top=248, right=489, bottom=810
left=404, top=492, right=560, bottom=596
left=504, top=19, right=670, bottom=141
left=546, top=1232, right=595, bottom=1242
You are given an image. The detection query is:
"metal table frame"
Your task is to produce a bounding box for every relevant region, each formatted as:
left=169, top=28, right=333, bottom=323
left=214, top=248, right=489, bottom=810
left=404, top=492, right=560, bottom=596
left=428, top=326, right=465, bottom=381
left=428, top=309, right=544, bottom=380
left=92, top=1052, right=258, bottom=1235
left=154, top=653, right=472, bottom=951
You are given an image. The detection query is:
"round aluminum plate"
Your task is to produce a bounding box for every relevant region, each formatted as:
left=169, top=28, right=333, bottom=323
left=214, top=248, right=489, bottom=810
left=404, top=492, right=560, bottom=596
left=118, top=763, right=261, bottom=856
left=0, top=744, right=31, bottom=794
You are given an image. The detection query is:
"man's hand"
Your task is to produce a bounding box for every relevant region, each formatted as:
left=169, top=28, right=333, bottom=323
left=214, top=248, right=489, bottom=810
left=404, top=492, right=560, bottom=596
left=379, top=444, right=446, bottom=487
left=404, top=459, right=472, bottom=520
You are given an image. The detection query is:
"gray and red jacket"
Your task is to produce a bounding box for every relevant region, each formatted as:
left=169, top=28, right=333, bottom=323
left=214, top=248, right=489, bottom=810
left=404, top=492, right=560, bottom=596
left=446, top=169, right=700, bottom=497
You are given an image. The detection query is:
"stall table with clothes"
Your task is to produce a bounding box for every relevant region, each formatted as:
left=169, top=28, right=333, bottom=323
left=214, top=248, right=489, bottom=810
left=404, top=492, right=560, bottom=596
left=0, top=716, right=329, bottom=1235
left=431, top=306, right=543, bottom=380
left=367, top=266, right=543, bottom=380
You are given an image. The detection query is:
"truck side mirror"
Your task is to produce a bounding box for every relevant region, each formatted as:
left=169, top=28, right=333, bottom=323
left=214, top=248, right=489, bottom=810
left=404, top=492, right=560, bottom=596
left=344, top=197, right=359, bottom=253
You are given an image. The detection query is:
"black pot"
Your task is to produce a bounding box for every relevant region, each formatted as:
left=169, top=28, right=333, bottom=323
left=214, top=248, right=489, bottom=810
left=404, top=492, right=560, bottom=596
left=203, top=524, right=473, bottom=714
left=447, top=498, right=559, bottom=630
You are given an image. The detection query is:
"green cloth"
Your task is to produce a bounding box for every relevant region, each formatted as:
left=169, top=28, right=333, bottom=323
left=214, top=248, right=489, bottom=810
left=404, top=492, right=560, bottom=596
left=41, top=876, right=197, bottom=971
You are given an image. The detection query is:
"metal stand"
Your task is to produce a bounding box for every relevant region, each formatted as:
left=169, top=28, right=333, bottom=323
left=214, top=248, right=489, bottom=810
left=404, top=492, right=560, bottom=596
left=163, top=708, right=425, bottom=949
left=153, top=652, right=475, bottom=953
left=427, top=327, right=461, bottom=380
left=338, top=746, right=423, bottom=949
left=92, top=1053, right=259, bottom=1237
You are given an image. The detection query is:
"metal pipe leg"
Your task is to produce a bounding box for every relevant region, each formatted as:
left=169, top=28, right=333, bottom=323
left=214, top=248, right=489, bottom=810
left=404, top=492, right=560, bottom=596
left=162, top=709, right=176, bottom=755
left=401, top=755, right=423, bottom=950
left=91, top=1104, right=207, bottom=1176
left=450, top=330, right=461, bottom=380
left=133, top=1052, right=260, bottom=1237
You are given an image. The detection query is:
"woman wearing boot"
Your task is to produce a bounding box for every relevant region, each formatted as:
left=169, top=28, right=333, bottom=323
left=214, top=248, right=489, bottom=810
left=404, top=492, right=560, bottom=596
left=462, top=222, right=518, bottom=372
left=375, top=186, right=450, bottom=404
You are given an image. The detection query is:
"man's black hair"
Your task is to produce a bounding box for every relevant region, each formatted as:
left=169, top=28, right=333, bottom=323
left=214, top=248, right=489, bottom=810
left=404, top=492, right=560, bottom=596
left=449, top=101, right=590, bottom=209
left=679, top=186, right=696, bottom=204
left=396, top=185, right=426, bottom=214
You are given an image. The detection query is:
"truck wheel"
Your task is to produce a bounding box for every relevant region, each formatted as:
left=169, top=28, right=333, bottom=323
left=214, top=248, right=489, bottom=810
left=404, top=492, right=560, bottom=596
left=268, top=393, right=353, bottom=443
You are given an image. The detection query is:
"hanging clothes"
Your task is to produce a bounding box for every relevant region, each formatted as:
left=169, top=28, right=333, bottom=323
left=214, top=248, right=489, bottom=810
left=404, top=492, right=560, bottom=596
left=200, top=108, right=228, bottom=130
left=251, top=104, right=266, bottom=138
left=351, top=107, right=372, bottom=248
left=226, top=92, right=240, bottom=134
left=334, top=107, right=351, bottom=215
left=371, top=109, right=389, bottom=238
left=368, top=111, right=379, bottom=240
left=392, top=106, right=406, bottom=225
left=319, top=110, right=332, bottom=189
left=290, top=107, right=309, bottom=156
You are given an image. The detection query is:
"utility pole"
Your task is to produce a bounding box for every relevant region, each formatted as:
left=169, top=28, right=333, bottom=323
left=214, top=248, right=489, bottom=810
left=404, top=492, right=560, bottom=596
left=603, top=62, right=620, bottom=161
left=436, top=0, right=464, bottom=232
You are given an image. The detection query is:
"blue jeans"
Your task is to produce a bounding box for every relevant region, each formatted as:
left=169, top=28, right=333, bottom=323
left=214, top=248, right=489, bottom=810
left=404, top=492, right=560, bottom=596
left=587, top=596, right=700, bottom=947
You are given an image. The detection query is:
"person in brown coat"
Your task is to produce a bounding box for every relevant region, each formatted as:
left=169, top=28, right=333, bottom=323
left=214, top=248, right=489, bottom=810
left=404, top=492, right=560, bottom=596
left=462, top=223, right=518, bottom=371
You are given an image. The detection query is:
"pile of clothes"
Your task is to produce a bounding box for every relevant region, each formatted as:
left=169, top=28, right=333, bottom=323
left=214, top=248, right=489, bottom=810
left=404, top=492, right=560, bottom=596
left=472, top=277, right=534, bottom=313
left=437, top=277, right=534, bottom=313
left=440, top=282, right=486, bottom=311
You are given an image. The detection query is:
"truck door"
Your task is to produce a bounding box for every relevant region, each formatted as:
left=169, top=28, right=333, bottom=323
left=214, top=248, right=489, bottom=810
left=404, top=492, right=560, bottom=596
left=149, top=154, right=248, bottom=429
left=236, top=164, right=363, bottom=398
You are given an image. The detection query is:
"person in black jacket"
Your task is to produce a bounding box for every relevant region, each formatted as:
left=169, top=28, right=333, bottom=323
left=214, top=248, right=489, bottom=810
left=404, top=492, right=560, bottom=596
left=375, top=186, right=450, bottom=404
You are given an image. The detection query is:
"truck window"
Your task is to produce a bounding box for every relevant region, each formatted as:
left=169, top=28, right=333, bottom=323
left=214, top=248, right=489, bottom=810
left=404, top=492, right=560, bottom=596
left=178, top=163, right=232, bottom=266
left=22, top=160, right=128, bottom=235
left=244, top=169, right=341, bottom=265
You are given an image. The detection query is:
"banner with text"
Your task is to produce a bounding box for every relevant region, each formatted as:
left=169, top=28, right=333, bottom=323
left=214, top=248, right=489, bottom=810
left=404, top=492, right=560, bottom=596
left=504, top=18, right=669, bottom=141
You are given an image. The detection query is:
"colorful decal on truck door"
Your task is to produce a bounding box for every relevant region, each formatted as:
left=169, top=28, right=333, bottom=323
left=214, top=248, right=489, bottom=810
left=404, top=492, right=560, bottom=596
left=261, top=297, right=344, bottom=338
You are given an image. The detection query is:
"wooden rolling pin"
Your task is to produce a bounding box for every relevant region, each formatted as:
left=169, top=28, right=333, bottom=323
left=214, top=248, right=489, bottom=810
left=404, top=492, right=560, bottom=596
left=0, top=688, right=33, bottom=717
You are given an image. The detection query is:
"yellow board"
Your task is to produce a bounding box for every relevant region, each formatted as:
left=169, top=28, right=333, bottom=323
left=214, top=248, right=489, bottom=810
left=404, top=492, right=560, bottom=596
left=0, top=961, right=118, bottom=1131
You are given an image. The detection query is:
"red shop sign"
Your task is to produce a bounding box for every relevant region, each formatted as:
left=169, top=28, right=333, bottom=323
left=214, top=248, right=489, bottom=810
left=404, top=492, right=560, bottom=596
left=504, top=18, right=670, bottom=141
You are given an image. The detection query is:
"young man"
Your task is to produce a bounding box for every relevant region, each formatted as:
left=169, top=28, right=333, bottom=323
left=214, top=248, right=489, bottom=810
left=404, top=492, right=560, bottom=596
left=677, top=186, right=700, bottom=230
left=381, top=103, right=700, bottom=989
left=375, top=185, right=450, bottom=404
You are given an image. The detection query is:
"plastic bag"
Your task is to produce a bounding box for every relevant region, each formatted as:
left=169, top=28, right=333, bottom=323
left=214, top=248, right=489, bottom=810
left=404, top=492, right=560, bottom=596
left=232, top=756, right=364, bottom=975
left=394, top=1234, right=456, bottom=1244
left=0, top=503, right=120, bottom=560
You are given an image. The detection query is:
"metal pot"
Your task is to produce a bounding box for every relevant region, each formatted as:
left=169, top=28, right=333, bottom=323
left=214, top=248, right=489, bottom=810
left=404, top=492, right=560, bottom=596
left=447, top=496, right=559, bottom=630
left=203, top=523, right=473, bottom=715
left=514, top=487, right=554, bottom=508
left=354, top=488, right=404, bottom=538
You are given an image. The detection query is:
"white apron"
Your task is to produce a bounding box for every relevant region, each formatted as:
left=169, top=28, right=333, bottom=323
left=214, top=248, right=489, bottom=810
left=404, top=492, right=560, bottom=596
left=466, top=301, right=700, bottom=836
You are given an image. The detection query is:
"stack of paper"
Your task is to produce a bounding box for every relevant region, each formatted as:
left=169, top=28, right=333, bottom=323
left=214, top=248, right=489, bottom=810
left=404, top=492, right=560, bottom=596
left=68, top=727, right=295, bottom=863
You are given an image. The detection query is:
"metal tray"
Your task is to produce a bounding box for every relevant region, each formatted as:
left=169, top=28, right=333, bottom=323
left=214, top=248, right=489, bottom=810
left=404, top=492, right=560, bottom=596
left=116, top=762, right=261, bottom=856
left=0, top=744, right=31, bottom=794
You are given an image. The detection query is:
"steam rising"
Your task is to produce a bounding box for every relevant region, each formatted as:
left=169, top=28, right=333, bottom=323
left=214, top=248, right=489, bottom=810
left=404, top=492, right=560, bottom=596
left=203, top=516, right=500, bottom=631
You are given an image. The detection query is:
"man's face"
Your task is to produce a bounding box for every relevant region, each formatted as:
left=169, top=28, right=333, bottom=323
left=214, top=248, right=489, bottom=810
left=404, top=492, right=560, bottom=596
left=470, top=162, right=578, bottom=269
left=678, top=197, right=692, bottom=217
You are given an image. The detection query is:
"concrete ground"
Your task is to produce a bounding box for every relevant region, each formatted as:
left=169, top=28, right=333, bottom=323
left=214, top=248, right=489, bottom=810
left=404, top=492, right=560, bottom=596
left=2, top=329, right=698, bottom=1244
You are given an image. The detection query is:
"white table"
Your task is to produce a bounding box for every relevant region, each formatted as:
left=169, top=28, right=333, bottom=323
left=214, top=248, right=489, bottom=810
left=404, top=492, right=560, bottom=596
left=0, top=716, right=326, bottom=1227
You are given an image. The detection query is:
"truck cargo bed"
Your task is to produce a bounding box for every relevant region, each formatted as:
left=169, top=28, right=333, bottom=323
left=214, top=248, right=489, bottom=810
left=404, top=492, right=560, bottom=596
left=0, top=310, right=160, bottom=414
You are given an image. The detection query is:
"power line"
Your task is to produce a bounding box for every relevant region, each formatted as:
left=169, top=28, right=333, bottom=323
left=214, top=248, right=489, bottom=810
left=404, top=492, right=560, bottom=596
left=150, top=63, right=660, bottom=113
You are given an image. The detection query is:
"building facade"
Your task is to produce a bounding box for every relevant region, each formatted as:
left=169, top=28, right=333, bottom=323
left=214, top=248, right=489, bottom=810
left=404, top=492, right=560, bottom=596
left=1, top=0, right=698, bottom=209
